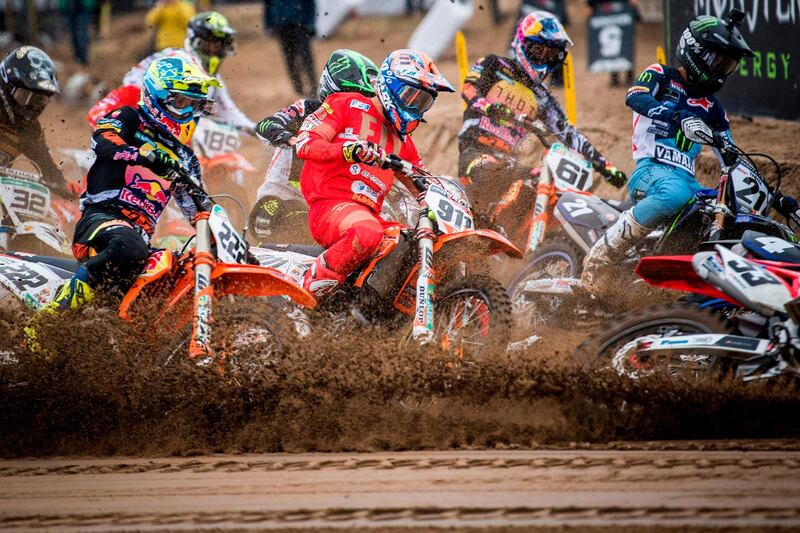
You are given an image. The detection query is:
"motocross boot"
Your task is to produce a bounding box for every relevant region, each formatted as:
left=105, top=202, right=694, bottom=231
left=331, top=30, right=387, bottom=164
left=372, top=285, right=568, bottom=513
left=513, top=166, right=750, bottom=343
left=302, top=254, right=345, bottom=299
left=581, top=210, right=651, bottom=296
left=24, top=266, right=95, bottom=355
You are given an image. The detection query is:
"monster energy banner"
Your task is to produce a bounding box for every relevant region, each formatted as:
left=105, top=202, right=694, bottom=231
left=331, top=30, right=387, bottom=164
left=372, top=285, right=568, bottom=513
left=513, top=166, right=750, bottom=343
left=588, top=2, right=636, bottom=73
left=665, top=1, right=800, bottom=121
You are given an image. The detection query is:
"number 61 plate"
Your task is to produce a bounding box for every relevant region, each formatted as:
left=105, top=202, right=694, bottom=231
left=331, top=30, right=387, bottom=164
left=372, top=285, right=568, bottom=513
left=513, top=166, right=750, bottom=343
left=545, top=143, right=594, bottom=192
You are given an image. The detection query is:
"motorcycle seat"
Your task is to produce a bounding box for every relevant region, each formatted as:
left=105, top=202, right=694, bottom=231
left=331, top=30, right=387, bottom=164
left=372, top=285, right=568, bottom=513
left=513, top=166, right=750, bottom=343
left=741, top=230, right=800, bottom=263
left=603, top=198, right=633, bottom=211
left=259, top=243, right=326, bottom=257
left=4, top=252, right=80, bottom=273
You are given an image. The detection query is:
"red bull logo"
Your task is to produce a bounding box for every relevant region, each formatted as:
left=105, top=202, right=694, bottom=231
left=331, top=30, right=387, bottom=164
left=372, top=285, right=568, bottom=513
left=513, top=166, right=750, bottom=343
left=128, top=173, right=170, bottom=206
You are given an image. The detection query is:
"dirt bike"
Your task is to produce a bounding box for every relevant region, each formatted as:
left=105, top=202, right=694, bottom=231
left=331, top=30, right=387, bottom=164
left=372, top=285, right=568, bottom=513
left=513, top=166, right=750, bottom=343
left=247, top=147, right=417, bottom=247
left=575, top=237, right=800, bottom=382
left=0, top=161, right=315, bottom=368
left=509, top=125, right=799, bottom=329
left=250, top=154, right=521, bottom=358
left=0, top=159, right=71, bottom=256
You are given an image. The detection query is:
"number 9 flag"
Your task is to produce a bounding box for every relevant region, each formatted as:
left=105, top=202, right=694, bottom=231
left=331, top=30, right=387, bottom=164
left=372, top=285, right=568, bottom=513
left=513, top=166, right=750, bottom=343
left=588, top=1, right=636, bottom=74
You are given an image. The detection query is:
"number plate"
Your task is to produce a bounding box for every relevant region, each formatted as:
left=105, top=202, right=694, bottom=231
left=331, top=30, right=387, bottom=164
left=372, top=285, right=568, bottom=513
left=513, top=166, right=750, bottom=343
left=194, top=119, right=241, bottom=158
left=730, top=162, right=770, bottom=215
left=544, top=143, right=594, bottom=191
left=0, top=256, right=67, bottom=309
left=209, top=204, right=247, bottom=264
left=426, top=185, right=473, bottom=234
left=0, top=176, right=50, bottom=222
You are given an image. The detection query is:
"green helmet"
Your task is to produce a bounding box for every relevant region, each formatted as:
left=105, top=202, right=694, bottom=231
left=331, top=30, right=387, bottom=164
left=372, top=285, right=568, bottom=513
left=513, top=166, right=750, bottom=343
left=317, top=49, right=378, bottom=101
left=186, top=11, right=236, bottom=76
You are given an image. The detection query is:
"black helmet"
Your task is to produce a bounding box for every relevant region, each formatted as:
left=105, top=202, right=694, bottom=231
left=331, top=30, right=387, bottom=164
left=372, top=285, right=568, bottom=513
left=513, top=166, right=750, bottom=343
left=0, top=46, right=59, bottom=120
left=186, top=11, right=236, bottom=76
left=317, top=49, right=379, bottom=101
left=677, top=10, right=754, bottom=96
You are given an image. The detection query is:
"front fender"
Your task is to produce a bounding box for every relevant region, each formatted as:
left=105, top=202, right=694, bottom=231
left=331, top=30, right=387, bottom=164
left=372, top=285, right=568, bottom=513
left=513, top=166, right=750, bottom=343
left=211, top=263, right=316, bottom=308
left=434, top=229, right=522, bottom=259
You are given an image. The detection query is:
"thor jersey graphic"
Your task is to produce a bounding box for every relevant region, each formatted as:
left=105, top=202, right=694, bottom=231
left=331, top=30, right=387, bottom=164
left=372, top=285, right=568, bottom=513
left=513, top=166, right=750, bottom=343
left=296, top=93, right=423, bottom=213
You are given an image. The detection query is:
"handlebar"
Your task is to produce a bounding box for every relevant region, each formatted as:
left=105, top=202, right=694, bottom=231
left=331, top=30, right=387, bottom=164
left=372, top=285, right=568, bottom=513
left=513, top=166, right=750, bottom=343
left=379, top=154, right=432, bottom=192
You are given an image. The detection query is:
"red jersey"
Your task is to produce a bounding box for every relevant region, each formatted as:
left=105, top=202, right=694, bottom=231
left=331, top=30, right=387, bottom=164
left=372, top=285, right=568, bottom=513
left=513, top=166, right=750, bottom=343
left=296, top=92, right=422, bottom=213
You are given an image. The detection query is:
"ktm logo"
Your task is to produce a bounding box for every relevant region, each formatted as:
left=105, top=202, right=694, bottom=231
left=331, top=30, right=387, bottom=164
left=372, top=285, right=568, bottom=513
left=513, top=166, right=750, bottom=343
left=687, top=97, right=713, bottom=111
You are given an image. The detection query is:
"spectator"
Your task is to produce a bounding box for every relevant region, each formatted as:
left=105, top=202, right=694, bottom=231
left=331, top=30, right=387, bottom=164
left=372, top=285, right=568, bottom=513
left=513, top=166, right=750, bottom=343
left=264, top=0, right=317, bottom=98
left=146, top=0, right=196, bottom=51
left=60, top=0, right=97, bottom=65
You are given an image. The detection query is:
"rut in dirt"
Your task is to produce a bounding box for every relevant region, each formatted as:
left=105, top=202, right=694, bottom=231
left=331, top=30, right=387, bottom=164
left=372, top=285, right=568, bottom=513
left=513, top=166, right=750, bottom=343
left=0, top=303, right=798, bottom=457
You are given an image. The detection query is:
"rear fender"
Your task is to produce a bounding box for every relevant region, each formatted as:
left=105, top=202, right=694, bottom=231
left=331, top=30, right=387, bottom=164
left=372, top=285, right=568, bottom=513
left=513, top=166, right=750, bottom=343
left=634, top=255, right=738, bottom=304
left=201, top=153, right=256, bottom=172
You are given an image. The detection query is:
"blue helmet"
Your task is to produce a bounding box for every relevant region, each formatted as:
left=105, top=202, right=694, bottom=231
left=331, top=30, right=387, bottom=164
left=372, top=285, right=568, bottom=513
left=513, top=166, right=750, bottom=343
left=376, top=49, right=454, bottom=139
left=511, top=11, right=572, bottom=84
left=140, top=55, right=220, bottom=142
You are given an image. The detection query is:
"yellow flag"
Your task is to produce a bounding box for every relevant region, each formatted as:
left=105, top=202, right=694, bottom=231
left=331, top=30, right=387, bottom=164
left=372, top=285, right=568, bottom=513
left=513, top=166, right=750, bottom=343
left=656, top=46, right=666, bottom=65
left=563, top=51, right=577, bottom=125
left=455, top=31, right=468, bottom=110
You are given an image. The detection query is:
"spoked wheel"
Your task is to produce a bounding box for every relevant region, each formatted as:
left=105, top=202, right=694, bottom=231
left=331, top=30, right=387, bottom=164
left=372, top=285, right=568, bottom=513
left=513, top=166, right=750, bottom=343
left=507, top=240, right=583, bottom=328
left=433, top=275, right=512, bottom=360
left=575, top=303, right=732, bottom=380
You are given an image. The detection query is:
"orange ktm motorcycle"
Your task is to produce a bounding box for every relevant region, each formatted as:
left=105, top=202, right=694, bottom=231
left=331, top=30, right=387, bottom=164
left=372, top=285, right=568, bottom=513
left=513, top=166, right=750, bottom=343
left=0, top=167, right=315, bottom=367
left=250, top=155, right=522, bottom=358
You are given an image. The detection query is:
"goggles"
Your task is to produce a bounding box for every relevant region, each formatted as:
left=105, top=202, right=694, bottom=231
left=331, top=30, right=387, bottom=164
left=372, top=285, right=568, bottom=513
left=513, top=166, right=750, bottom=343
left=395, top=84, right=437, bottom=115
left=197, top=37, right=234, bottom=58
left=163, top=92, right=215, bottom=120
left=12, top=87, right=51, bottom=113
left=523, top=41, right=566, bottom=67
left=701, top=50, right=740, bottom=77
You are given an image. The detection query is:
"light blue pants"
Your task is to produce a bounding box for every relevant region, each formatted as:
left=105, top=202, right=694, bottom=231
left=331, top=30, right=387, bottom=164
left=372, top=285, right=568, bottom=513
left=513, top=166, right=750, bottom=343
left=628, top=160, right=703, bottom=228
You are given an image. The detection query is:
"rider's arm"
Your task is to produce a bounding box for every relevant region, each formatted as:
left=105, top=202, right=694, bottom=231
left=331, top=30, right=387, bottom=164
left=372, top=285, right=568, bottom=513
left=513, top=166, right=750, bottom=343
left=461, top=56, right=500, bottom=112
left=536, top=84, right=605, bottom=164
left=91, top=108, right=143, bottom=162
left=256, top=98, right=321, bottom=146
left=19, top=121, right=70, bottom=195
left=294, top=103, right=347, bottom=162
left=212, top=83, right=255, bottom=131
left=625, top=63, right=674, bottom=122
left=172, top=152, right=204, bottom=223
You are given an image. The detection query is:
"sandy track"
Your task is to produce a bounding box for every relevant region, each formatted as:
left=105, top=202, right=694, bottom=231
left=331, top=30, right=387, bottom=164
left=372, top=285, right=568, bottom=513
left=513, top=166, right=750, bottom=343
left=2, top=450, right=800, bottom=530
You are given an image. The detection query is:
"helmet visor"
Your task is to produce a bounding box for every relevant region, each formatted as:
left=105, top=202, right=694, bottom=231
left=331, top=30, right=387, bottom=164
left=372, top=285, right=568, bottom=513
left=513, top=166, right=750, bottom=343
left=523, top=41, right=566, bottom=67
left=702, top=50, right=740, bottom=77
left=164, top=93, right=215, bottom=120
left=395, top=84, right=436, bottom=115
left=12, top=87, right=51, bottom=114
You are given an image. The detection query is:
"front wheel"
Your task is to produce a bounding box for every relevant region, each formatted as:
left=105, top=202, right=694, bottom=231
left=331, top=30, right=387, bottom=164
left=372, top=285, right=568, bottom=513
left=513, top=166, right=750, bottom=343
left=433, top=275, right=512, bottom=359
left=507, top=240, right=584, bottom=328
left=574, top=302, right=733, bottom=380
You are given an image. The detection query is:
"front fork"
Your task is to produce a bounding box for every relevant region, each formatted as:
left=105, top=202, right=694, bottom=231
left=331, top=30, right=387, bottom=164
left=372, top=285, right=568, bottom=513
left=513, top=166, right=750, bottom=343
left=525, top=164, right=554, bottom=254
left=708, top=172, right=730, bottom=241
left=189, top=212, right=215, bottom=363
left=412, top=207, right=436, bottom=344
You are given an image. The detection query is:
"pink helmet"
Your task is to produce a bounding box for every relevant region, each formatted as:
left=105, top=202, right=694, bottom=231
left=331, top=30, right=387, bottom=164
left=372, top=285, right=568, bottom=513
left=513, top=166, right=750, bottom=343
left=511, top=11, right=572, bottom=84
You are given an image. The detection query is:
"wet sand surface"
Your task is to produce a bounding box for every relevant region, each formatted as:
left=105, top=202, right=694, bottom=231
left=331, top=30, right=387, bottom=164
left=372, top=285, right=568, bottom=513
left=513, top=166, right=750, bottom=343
left=2, top=448, right=800, bottom=530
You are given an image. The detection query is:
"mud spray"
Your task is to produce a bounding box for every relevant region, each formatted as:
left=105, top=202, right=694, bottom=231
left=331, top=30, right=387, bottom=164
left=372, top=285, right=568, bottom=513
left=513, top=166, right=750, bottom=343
left=1, top=298, right=798, bottom=458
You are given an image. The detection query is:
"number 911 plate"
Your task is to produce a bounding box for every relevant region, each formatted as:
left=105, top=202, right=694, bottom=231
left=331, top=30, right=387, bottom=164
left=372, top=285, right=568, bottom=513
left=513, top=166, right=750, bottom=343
left=426, top=186, right=473, bottom=234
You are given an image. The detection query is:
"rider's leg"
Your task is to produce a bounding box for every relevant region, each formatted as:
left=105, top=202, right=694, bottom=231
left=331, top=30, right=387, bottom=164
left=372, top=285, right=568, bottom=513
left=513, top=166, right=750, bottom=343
left=304, top=201, right=385, bottom=297
left=582, top=163, right=701, bottom=290
left=52, top=212, right=149, bottom=310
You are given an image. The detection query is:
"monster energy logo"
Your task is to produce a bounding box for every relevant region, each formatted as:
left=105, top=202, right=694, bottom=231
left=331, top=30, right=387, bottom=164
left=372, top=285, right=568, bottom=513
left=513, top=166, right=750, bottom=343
left=638, top=71, right=653, bottom=83
left=692, top=17, right=719, bottom=31
left=675, top=130, right=694, bottom=152
left=328, top=57, right=352, bottom=75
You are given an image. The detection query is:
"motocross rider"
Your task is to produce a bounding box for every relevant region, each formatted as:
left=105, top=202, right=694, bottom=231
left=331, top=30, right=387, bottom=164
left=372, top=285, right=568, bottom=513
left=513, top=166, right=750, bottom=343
left=48, top=56, right=218, bottom=309
left=458, top=11, right=626, bottom=219
left=0, top=46, right=72, bottom=198
left=295, top=49, right=454, bottom=297
left=87, top=11, right=253, bottom=133
left=249, top=49, right=378, bottom=243
left=581, top=12, right=800, bottom=293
